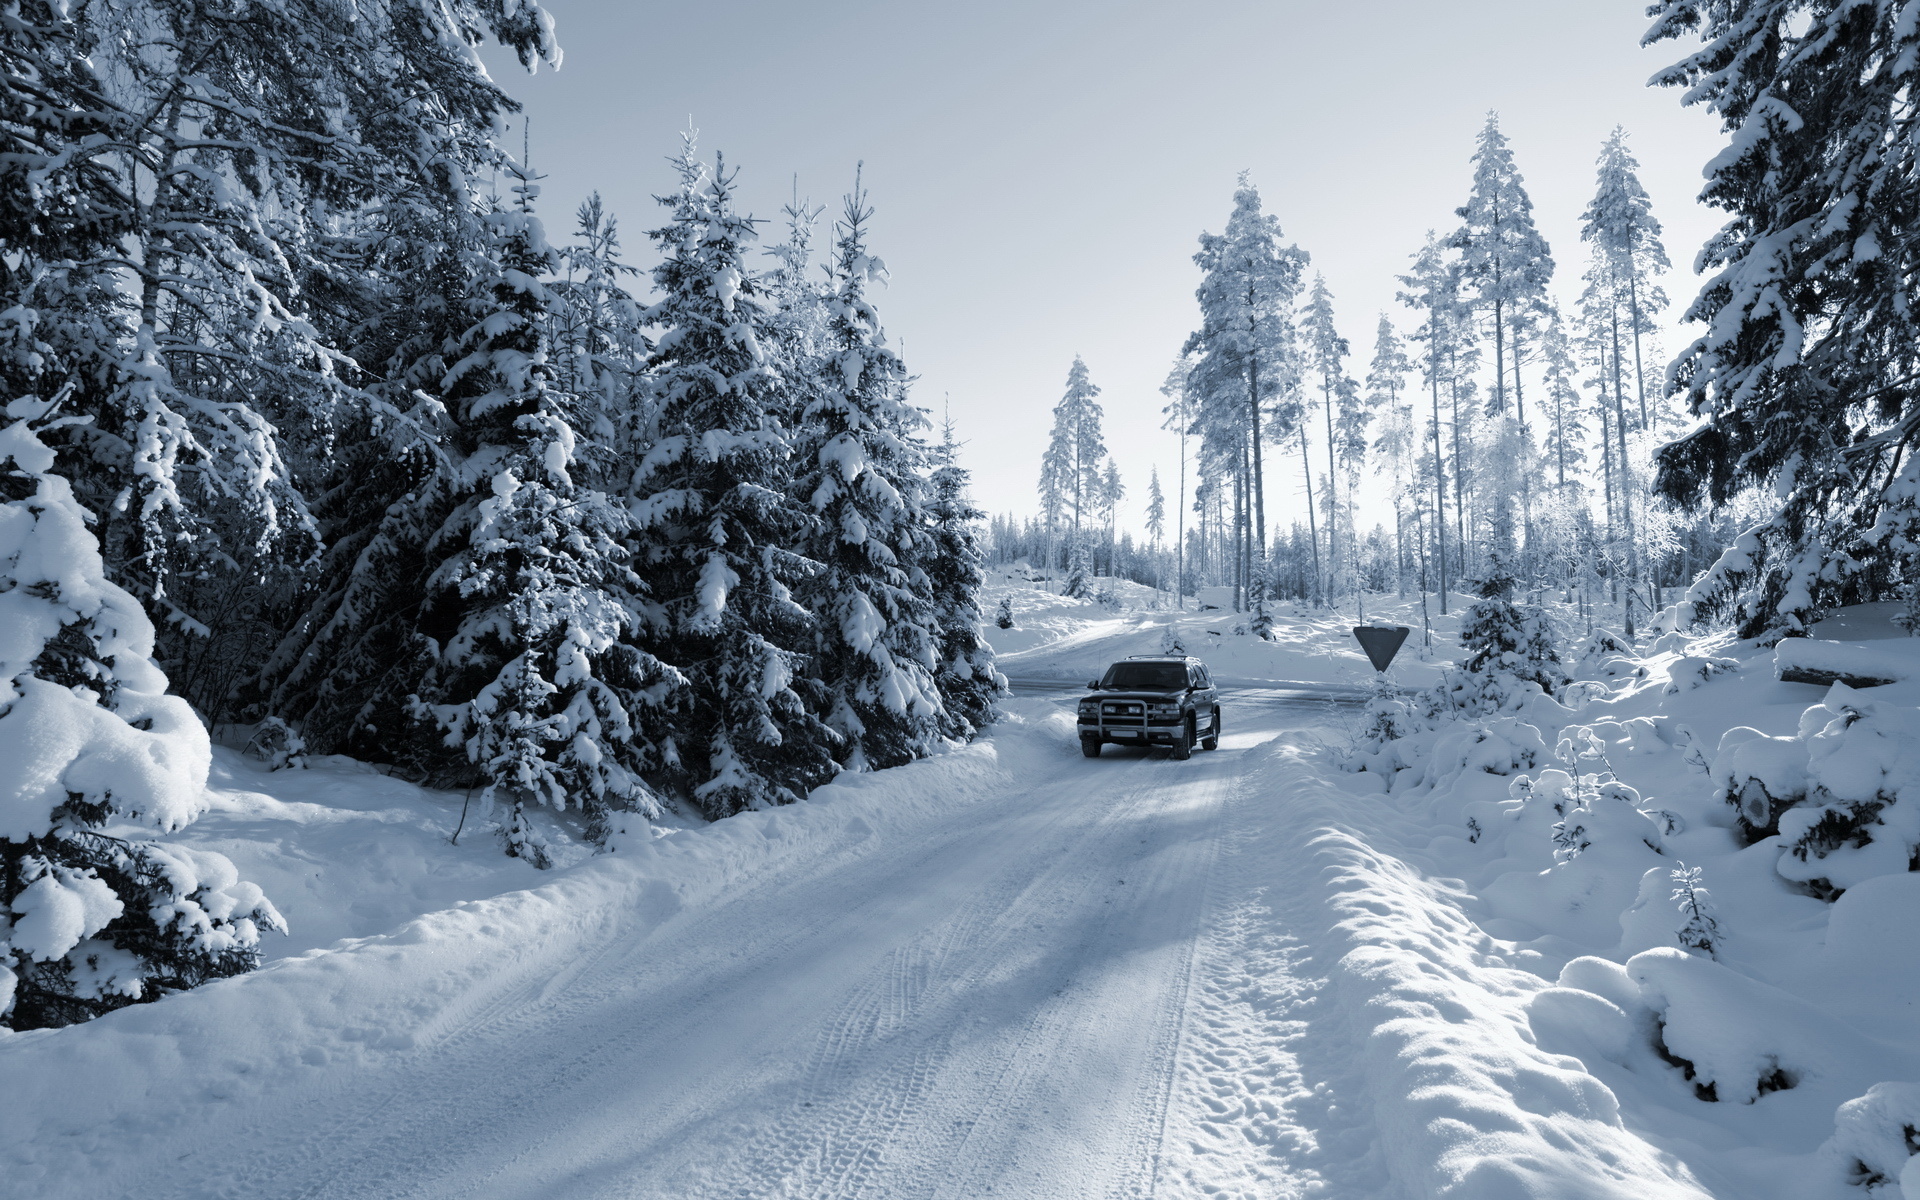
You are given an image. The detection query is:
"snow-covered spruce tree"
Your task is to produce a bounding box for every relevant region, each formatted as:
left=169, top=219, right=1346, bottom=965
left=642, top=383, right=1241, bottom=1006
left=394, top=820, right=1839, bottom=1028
left=0, top=0, right=559, bottom=719
left=553, top=195, right=651, bottom=469
left=632, top=144, right=837, bottom=817
left=1647, top=1, right=1920, bottom=638
left=1, top=398, right=280, bottom=1030
left=790, top=178, right=943, bottom=770
left=1064, top=536, right=1093, bottom=599
left=1454, top=554, right=1566, bottom=711
left=271, top=168, right=672, bottom=861
left=926, top=420, right=1004, bottom=741
left=411, top=169, right=674, bottom=861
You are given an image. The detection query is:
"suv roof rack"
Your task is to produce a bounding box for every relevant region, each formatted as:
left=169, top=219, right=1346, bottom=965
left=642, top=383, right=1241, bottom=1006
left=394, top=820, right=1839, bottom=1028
left=1125, top=654, right=1192, bottom=660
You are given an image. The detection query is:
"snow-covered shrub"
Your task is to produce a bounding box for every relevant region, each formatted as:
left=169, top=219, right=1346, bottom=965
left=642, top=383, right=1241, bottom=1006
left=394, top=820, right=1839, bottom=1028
left=1, top=399, right=281, bottom=1029
left=1344, top=677, right=1425, bottom=773
left=1664, top=654, right=1739, bottom=694
left=1159, top=625, right=1187, bottom=656
left=1627, top=948, right=1821, bottom=1104
left=995, top=596, right=1015, bottom=630
left=1772, top=690, right=1920, bottom=900
left=243, top=716, right=307, bottom=771
left=1577, top=627, right=1632, bottom=661
left=1418, top=716, right=1548, bottom=788
left=1823, top=1082, right=1920, bottom=1197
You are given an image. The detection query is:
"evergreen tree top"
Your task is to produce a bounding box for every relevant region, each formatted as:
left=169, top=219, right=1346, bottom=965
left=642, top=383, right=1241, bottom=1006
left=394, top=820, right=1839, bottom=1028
left=1451, top=114, right=1554, bottom=310
left=1580, top=128, right=1670, bottom=274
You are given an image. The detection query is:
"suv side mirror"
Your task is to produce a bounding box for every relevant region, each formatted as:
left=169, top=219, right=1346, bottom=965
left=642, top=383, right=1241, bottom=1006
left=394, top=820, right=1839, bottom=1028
left=1086, top=680, right=1100, bottom=690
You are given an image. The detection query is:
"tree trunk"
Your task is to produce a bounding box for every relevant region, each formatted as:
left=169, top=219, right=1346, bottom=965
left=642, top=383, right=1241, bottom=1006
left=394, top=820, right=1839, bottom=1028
left=1300, top=425, right=1321, bottom=606
left=1432, top=364, right=1448, bottom=615
left=1323, top=371, right=1339, bottom=605
left=1609, top=307, right=1639, bottom=635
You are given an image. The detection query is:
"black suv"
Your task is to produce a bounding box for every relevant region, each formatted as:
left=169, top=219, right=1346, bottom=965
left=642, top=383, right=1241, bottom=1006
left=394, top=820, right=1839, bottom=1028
left=1077, top=656, right=1221, bottom=760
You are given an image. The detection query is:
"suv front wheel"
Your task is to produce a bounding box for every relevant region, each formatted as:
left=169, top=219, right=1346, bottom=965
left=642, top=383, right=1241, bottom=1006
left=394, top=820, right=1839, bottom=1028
left=1081, top=736, right=1102, bottom=758
left=1201, top=707, right=1220, bottom=751
left=1169, top=715, right=1193, bottom=761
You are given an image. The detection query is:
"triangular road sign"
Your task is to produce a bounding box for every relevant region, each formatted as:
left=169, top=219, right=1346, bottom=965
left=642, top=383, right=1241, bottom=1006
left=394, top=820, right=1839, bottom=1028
left=1352, top=625, right=1411, bottom=673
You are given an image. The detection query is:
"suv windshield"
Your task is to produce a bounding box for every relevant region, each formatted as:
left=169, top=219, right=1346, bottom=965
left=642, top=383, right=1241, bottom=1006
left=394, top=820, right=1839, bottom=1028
left=1098, top=662, right=1188, bottom=691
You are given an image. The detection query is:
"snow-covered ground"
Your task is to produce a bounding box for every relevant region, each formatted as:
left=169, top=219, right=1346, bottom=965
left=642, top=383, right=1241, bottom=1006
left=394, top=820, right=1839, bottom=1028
left=9, top=569, right=1920, bottom=1198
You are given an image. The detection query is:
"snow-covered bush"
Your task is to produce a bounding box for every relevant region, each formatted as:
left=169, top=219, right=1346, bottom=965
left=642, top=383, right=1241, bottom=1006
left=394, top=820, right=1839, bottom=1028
left=1664, top=654, right=1739, bottom=694
left=1, top=399, right=280, bottom=1029
left=1345, top=677, right=1425, bottom=772
left=995, top=596, right=1015, bottom=630
left=1823, top=1083, right=1920, bottom=1197
left=1577, top=626, right=1633, bottom=663
left=243, top=717, right=308, bottom=771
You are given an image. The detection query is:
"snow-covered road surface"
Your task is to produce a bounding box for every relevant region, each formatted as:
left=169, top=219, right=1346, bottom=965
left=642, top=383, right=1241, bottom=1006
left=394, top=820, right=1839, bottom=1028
left=10, top=695, right=1358, bottom=1200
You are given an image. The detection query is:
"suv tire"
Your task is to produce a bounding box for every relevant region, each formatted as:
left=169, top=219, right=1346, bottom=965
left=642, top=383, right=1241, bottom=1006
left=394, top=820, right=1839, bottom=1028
left=1170, top=716, right=1193, bottom=761
left=1081, top=737, right=1102, bottom=758
left=1201, top=707, right=1220, bottom=751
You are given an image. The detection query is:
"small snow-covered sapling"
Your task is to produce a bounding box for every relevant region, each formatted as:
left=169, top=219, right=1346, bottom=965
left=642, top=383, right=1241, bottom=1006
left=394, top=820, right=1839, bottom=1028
left=1671, top=863, right=1721, bottom=958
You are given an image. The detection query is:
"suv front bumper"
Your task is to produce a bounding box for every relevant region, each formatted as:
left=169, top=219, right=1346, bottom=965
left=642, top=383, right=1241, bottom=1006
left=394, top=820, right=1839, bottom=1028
left=1078, top=712, right=1186, bottom=743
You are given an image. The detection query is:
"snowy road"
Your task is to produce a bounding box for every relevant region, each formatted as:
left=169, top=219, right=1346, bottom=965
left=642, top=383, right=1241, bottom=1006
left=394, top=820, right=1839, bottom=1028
left=72, top=691, right=1351, bottom=1200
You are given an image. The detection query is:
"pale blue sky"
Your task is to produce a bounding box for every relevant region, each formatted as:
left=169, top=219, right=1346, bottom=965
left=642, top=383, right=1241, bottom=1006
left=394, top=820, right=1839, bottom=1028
left=483, top=1, right=1725, bottom=535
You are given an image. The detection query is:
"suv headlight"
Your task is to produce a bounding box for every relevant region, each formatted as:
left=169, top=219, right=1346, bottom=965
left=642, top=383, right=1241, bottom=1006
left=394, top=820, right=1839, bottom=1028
left=1078, top=700, right=1098, bottom=713
left=1147, top=703, right=1180, bottom=718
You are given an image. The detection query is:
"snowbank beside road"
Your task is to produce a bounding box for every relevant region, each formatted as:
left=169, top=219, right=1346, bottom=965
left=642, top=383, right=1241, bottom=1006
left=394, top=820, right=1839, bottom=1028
left=1237, top=737, right=1714, bottom=1199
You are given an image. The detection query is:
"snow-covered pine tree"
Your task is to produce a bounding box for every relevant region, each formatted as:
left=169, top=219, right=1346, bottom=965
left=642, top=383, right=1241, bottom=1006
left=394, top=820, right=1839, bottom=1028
left=1539, top=304, right=1589, bottom=493
left=1580, top=128, right=1670, bottom=433
left=2, top=397, right=281, bottom=1029
left=0, top=0, right=559, bottom=720
left=554, top=195, right=651, bottom=469
left=790, top=175, right=943, bottom=770
left=1578, top=128, right=1670, bottom=633
left=1398, top=233, right=1473, bottom=612
left=1451, top=112, right=1555, bottom=427
left=1366, top=316, right=1414, bottom=593
left=1039, top=357, right=1109, bottom=561
left=925, top=419, right=1004, bottom=740
left=1185, top=175, right=1309, bottom=619
left=1301, top=275, right=1355, bottom=605
left=632, top=142, right=837, bottom=816
left=1064, top=536, right=1093, bottom=599
left=1099, top=460, right=1125, bottom=573
left=1644, top=1, right=1920, bottom=637
left=1145, top=466, right=1166, bottom=589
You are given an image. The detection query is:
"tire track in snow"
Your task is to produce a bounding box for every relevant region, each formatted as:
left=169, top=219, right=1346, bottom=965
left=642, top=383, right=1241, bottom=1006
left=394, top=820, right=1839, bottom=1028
left=1153, top=733, right=1389, bottom=1200
left=699, top=753, right=1184, bottom=1199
